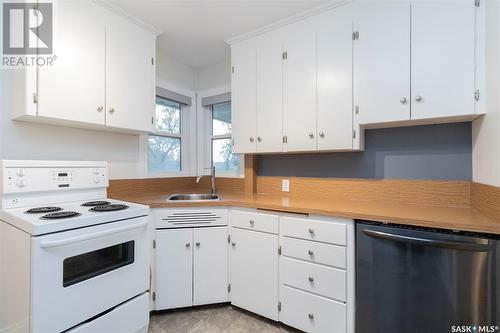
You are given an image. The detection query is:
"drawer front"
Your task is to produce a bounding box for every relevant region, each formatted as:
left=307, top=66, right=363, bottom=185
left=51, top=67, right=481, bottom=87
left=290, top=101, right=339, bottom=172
left=280, top=285, right=346, bottom=333
left=281, top=257, right=346, bottom=302
left=231, top=210, right=279, bottom=234
left=281, top=237, right=346, bottom=269
left=155, top=208, right=228, bottom=229
left=281, top=216, right=347, bottom=245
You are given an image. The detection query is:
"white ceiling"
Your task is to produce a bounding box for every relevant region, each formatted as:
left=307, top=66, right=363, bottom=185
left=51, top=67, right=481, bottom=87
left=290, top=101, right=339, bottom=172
left=110, top=1, right=326, bottom=68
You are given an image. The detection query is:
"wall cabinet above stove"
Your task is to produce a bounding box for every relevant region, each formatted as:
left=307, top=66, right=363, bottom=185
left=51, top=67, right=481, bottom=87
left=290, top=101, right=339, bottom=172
left=10, top=1, right=157, bottom=134
left=229, top=0, right=485, bottom=154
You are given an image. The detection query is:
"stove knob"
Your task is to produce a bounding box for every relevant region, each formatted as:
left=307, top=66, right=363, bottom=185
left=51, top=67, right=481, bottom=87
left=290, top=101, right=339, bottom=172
left=92, top=169, right=100, bottom=175
left=93, top=177, right=100, bottom=184
left=16, top=179, right=26, bottom=188
left=16, top=169, right=25, bottom=177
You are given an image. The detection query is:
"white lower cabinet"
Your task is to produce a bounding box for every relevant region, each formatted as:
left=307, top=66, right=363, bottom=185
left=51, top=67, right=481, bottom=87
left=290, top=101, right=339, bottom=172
left=229, top=213, right=279, bottom=320
left=155, top=227, right=228, bottom=310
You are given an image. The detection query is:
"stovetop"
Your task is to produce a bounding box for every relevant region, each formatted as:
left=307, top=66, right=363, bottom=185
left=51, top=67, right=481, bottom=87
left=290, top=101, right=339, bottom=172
left=0, top=199, right=149, bottom=236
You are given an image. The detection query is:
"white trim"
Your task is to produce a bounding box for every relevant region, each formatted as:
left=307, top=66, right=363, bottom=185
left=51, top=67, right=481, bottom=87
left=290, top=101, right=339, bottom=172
left=93, top=0, right=162, bottom=36
left=225, top=0, right=352, bottom=45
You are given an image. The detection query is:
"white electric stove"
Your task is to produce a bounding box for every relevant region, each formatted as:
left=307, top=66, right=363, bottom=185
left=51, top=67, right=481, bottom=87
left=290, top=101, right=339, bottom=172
left=0, top=160, right=151, bottom=333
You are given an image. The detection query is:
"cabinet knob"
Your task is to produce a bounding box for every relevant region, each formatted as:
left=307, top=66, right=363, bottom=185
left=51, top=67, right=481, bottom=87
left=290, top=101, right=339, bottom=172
left=308, top=250, right=314, bottom=256
left=231, top=242, right=236, bottom=247
left=109, top=107, right=115, bottom=113
left=249, top=220, right=255, bottom=226
left=318, top=131, right=325, bottom=138
left=308, top=313, right=314, bottom=320
left=308, top=276, right=314, bottom=283
left=195, top=242, right=200, bottom=247
left=257, top=137, right=262, bottom=143
left=97, top=105, right=103, bottom=112
left=415, top=95, right=423, bottom=102
left=400, top=97, right=407, bottom=104
left=308, top=228, right=314, bottom=234
left=185, top=243, right=191, bottom=248
left=308, top=133, right=314, bottom=139
left=249, top=137, right=254, bottom=143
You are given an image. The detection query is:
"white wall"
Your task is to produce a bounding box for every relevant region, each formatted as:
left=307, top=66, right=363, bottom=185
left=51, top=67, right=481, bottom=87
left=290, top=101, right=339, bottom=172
left=157, top=50, right=197, bottom=91
left=195, top=59, right=231, bottom=91
left=472, top=0, right=500, bottom=187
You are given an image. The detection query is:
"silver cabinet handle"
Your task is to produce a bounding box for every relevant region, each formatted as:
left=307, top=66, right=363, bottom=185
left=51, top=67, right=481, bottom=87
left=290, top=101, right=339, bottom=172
left=249, top=137, right=254, bottom=143
left=415, top=95, right=423, bottom=102
left=231, top=242, right=236, bottom=247
left=308, top=250, right=314, bottom=256
left=318, top=131, right=325, bottom=138
left=257, top=137, right=262, bottom=143
left=97, top=105, right=103, bottom=112
left=195, top=242, right=200, bottom=247
left=308, top=276, right=314, bottom=283
left=308, top=314, right=314, bottom=320
left=308, top=228, right=314, bottom=234
left=308, top=133, right=314, bottom=139
left=109, top=107, right=115, bottom=113
left=185, top=243, right=190, bottom=248
left=400, top=97, right=407, bottom=104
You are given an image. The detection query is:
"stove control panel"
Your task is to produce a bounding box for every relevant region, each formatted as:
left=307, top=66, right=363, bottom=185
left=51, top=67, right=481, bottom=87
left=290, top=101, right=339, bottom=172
left=1, top=161, right=108, bottom=194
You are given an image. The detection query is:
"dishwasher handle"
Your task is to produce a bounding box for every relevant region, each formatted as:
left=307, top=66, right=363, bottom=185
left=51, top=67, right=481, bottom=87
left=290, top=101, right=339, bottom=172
left=362, top=229, right=492, bottom=252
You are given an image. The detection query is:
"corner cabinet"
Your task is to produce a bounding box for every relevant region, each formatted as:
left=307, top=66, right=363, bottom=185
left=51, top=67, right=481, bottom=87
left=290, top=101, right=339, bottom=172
left=11, top=0, right=156, bottom=134
left=229, top=0, right=484, bottom=154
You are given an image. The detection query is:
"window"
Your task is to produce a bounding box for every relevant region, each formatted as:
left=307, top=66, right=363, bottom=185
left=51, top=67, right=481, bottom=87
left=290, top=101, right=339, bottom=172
left=148, top=96, right=182, bottom=174
left=210, top=102, right=241, bottom=175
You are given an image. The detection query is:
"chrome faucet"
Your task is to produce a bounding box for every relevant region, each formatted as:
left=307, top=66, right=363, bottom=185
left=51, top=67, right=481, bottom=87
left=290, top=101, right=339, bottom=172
left=196, top=167, right=216, bottom=195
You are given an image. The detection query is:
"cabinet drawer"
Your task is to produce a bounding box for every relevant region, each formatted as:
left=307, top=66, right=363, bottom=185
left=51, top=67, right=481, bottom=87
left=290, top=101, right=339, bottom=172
left=281, top=237, right=346, bottom=269
left=280, top=285, right=346, bottom=333
left=280, top=257, right=346, bottom=302
left=281, top=216, right=346, bottom=245
left=231, top=210, right=279, bottom=234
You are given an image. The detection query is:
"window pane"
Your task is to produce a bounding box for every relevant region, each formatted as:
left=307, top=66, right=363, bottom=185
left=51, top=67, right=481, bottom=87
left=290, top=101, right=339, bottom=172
left=212, top=138, right=240, bottom=173
left=212, top=102, right=232, bottom=136
left=156, top=96, right=181, bottom=134
left=148, top=135, right=181, bottom=173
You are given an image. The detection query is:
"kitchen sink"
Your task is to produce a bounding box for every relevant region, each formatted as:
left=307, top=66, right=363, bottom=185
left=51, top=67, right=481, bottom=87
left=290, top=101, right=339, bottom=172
left=167, top=193, right=221, bottom=201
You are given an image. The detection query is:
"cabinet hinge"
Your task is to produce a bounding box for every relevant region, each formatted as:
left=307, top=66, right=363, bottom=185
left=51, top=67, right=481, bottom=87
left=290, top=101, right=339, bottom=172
left=228, top=234, right=231, bottom=244
left=354, top=105, right=359, bottom=115
left=282, top=51, right=288, bottom=60
left=152, top=292, right=156, bottom=301
left=352, top=31, right=360, bottom=40
left=153, top=239, right=156, bottom=249
left=232, top=66, right=235, bottom=74
left=475, top=89, right=480, bottom=101
left=228, top=284, right=231, bottom=293
left=278, top=302, right=282, bottom=312
left=282, top=135, right=288, bottom=144
left=33, top=92, right=38, bottom=104
left=151, top=57, right=154, bottom=65
left=278, top=245, right=282, bottom=255
left=353, top=129, right=357, bottom=139
left=151, top=116, right=154, bottom=125
left=475, top=0, right=480, bottom=7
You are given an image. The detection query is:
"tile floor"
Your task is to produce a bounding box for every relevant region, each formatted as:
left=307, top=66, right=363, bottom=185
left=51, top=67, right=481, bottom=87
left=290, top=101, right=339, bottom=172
left=148, top=304, right=301, bottom=333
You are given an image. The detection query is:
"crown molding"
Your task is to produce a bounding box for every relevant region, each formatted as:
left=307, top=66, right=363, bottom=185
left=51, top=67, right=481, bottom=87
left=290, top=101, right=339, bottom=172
left=93, top=0, right=162, bottom=36
left=225, top=0, right=352, bottom=45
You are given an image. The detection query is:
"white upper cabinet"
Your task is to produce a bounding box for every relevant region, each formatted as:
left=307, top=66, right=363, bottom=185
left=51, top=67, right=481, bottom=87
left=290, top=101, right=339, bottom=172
left=37, top=1, right=106, bottom=126
left=316, top=6, right=354, bottom=150
left=105, top=11, right=156, bottom=133
left=256, top=31, right=284, bottom=153
left=410, top=1, right=476, bottom=120
left=354, top=2, right=411, bottom=125
left=231, top=41, right=257, bottom=153
left=283, top=20, right=317, bottom=152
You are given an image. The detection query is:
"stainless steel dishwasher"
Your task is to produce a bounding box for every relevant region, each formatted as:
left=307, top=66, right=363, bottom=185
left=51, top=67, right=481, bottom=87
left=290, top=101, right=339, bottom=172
left=356, top=221, right=500, bottom=333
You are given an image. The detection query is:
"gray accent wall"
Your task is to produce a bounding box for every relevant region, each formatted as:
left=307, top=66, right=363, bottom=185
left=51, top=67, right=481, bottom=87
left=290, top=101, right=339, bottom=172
left=257, top=123, right=472, bottom=180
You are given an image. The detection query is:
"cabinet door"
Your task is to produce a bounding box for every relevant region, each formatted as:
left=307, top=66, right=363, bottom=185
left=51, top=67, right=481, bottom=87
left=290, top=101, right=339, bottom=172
left=231, top=41, right=257, bottom=153
left=230, top=227, right=279, bottom=321
left=283, top=21, right=317, bottom=152
left=105, top=12, right=155, bottom=132
left=155, top=229, right=192, bottom=310
left=317, top=6, right=354, bottom=150
left=193, top=227, right=228, bottom=305
left=256, top=31, right=284, bottom=152
left=355, top=2, right=411, bottom=124
left=37, top=1, right=105, bottom=125
left=411, top=2, right=476, bottom=119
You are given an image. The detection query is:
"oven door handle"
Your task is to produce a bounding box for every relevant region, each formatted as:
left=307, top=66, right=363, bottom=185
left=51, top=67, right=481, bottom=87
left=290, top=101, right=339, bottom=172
left=39, top=220, right=148, bottom=248
left=362, top=229, right=492, bottom=252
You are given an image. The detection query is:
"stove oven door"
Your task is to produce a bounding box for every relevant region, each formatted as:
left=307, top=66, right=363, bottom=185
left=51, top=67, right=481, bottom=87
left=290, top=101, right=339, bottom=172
left=30, top=216, right=150, bottom=333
